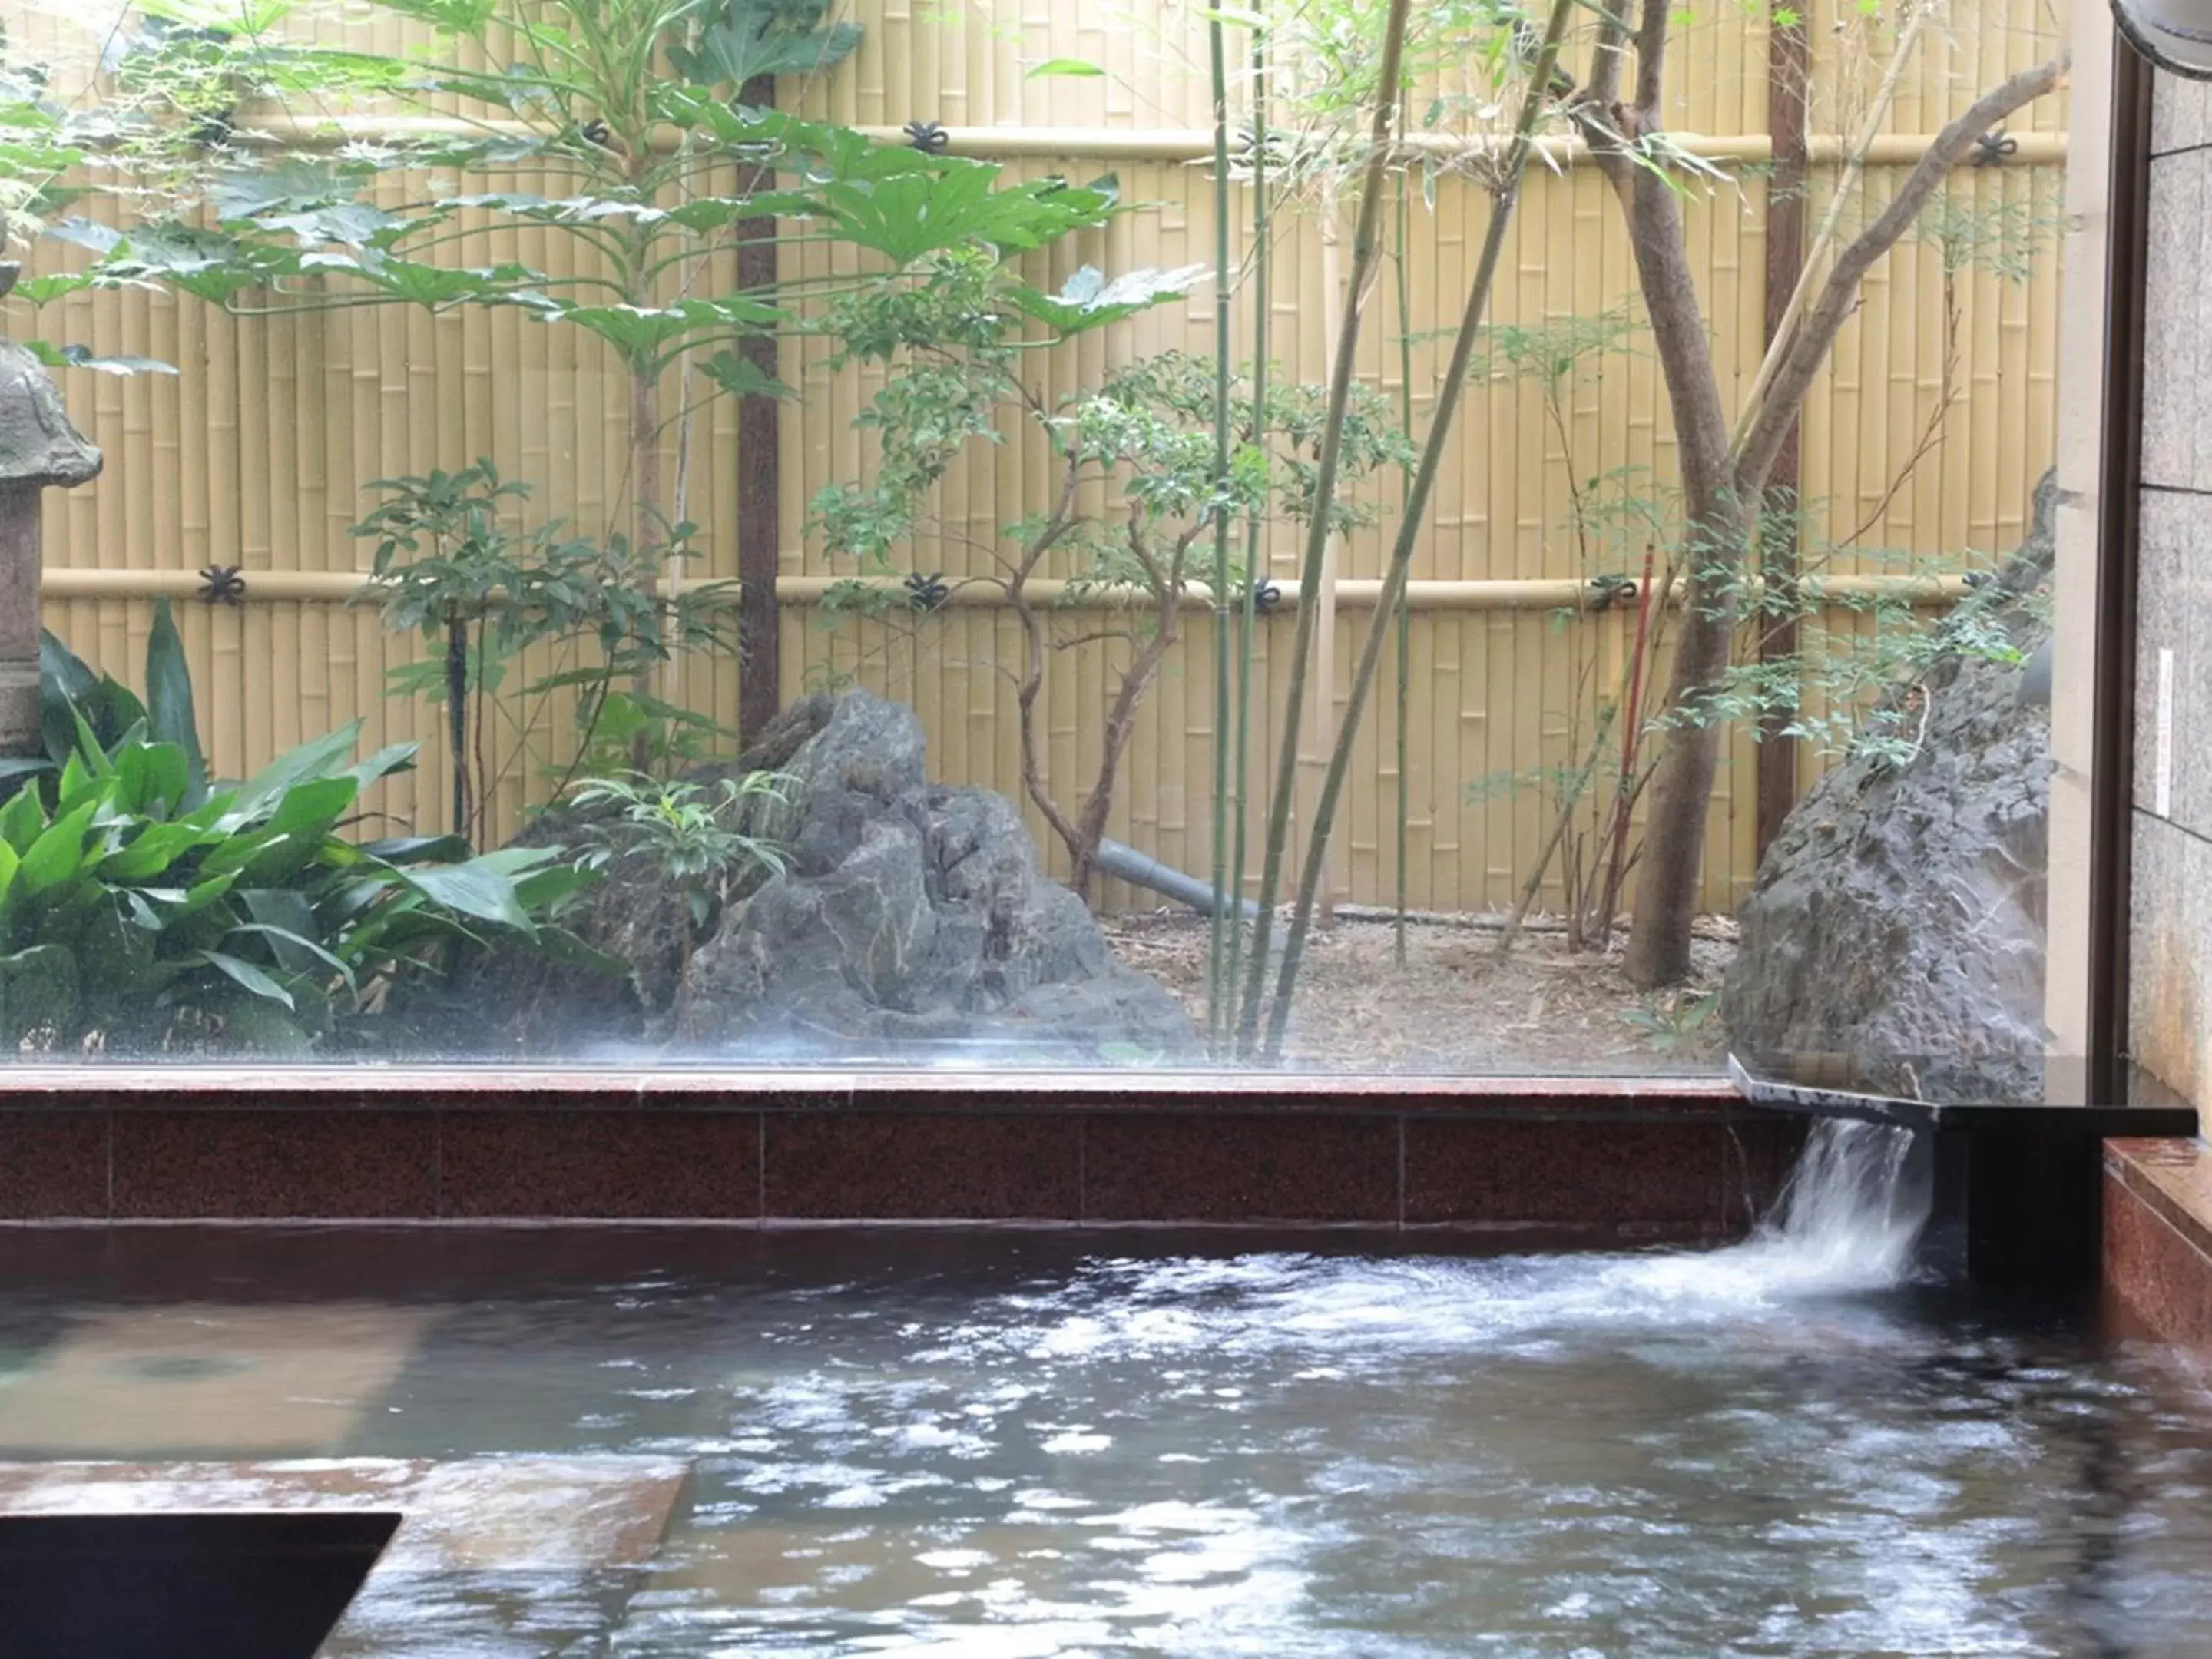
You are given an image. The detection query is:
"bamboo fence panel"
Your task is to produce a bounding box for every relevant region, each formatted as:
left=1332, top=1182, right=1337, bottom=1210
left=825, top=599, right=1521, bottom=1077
left=6, top=0, right=2068, bottom=917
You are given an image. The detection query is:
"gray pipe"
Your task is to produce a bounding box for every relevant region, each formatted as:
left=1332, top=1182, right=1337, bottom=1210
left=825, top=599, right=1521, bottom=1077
left=2015, top=636, right=2053, bottom=709
left=1094, top=837, right=1261, bottom=919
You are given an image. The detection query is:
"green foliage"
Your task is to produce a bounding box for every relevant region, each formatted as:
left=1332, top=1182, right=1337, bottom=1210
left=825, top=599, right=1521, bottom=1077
left=353, top=459, right=730, bottom=666
left=1907, top=183, right=2066, bottom=284
left=566, top=770, right=792, bottom=935
left=664, top=0, right=862, bottom=85
left=561, top=690, right=731, bottom=780
left=2, top=600, right=209, bottom=810
left=1622, top=990, right=1717, bottom=1052
left=1, top=640, right=607, bottom=1055
left=807, top=237, right=1409, bottom=886
left=1460, top=306, right=1641, bottom=396
left=811, top=248, right=1409, bottom=584
left=21, top=3, right=1151, bottom=392
left=349, top=460, right=738, bottom=829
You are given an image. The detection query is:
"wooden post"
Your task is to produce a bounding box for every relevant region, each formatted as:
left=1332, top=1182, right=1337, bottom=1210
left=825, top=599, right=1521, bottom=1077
left=0, top=307, right=104, bottom=761
left=735, top=72, right=783, bottom=743
left=1755, top=8, right=1810, bottom=864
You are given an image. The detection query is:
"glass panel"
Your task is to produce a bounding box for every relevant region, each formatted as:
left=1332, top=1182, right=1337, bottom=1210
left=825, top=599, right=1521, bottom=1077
left=0, top=0, right=2071, bottom=1086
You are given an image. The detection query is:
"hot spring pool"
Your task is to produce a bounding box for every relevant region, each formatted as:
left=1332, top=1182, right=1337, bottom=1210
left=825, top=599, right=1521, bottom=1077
left=1, top=1144, right=2209, bottom=1655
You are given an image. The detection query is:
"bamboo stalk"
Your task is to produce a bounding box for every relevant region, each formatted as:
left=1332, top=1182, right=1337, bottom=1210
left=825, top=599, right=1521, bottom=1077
left=1224, top=6, right=1270, bottom=1049
left=1260, top=0, right=1578, bottom=1062
left=1732, top=0, right=1936, bottom=455
left=1236, top=0, right=1413, bottom=1057
left=1392, top=164, right=1415, bottom=969
left=1207, top=12, right=1236, bottom=1046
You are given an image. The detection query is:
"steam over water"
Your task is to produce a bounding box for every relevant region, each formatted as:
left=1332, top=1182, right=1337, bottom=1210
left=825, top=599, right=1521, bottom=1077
left=2, top=1133, right=2210, bottom=1655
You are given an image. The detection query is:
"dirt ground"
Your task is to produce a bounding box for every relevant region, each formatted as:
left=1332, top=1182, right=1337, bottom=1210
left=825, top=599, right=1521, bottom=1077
left=1101, top=909, right=1737, bottom=1075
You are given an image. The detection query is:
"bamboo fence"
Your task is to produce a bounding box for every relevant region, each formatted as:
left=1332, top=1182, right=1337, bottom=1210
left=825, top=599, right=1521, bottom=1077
left=8, top=0, right=2067, bottom=917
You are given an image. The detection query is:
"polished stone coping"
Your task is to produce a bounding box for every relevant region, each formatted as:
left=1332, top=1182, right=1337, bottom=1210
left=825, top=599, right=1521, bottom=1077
left=1729, top=1055, right=2202, bottom=1135
left=0, top=1064, right=1740, bottom=1109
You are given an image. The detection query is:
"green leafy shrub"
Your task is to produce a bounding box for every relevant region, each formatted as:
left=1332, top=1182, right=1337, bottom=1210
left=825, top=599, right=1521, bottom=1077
left=566, top=770, right=792, bottom=943
left=2, top=616, right=614, bottom=1056
left=349, top=460, right=740, bottom=836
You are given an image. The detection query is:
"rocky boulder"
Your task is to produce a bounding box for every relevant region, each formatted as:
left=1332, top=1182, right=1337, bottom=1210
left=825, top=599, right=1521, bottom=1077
left=1720, top=474, right=2058, bottom=1102
left=667, top=691, right=1197, bottom=1061
left=465, top=690, right=1199, bottom=1064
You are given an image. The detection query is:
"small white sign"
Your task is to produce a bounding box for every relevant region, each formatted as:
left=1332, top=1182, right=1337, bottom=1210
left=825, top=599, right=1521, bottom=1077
left=2156, top=646, right=2176, bottom=819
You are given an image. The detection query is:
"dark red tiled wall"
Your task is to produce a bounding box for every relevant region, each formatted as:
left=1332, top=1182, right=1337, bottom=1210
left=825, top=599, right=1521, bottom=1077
left=0, top=1089, right=1800, bottom=1237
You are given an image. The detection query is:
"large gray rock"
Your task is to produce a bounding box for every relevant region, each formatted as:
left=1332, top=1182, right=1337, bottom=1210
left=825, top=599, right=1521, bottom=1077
left=459, top=690, right=1198, bottom=1063
left=1721, top=475, right=2058, bottom=1102
left=667, top=691, right=1199, bottom=1062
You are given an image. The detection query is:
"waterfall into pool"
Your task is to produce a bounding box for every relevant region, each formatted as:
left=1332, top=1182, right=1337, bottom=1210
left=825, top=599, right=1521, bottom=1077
left=1735, top=1117, right=1934, bottom=1291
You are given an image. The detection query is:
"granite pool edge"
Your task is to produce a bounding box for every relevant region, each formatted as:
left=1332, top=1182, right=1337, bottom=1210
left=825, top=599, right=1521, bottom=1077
left=0, top=1072, right=1794, bottom=1235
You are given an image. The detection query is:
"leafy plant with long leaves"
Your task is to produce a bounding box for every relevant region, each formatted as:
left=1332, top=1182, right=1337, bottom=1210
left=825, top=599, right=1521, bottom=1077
left=2, top=614, right=612, bottom=1055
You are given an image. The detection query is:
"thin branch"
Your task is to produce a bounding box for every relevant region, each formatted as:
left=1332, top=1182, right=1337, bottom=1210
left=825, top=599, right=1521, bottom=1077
left=1734, top=0, right=1936, bottom=448
left=1735, top=51, right=2067, bottom=492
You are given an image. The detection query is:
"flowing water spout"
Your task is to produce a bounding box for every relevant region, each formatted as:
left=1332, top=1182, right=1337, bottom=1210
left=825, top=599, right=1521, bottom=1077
left=1747, top=1118, right=1934, bottom=1290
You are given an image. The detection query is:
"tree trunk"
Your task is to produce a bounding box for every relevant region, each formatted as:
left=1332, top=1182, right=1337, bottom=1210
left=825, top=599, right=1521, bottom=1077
left=1620, top=500, right=1743, bottom=986
left=1601, top=88, right=1739, bottom=988
left=630, top=359, right=661, bottom=771
left=445, top=611, right=471, bottom=840
left=1614, top=49, right=2066, bottom=985
left=1071, top=617, right=1177, bottom=899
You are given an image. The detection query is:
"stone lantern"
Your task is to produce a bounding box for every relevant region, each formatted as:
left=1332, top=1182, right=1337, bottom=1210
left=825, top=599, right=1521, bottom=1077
left=0, top=273, right=104, bottom=761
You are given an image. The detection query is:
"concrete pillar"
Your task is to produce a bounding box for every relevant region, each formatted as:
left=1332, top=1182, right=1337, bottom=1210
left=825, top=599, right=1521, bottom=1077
left=0, top=300, right=104, bottom=760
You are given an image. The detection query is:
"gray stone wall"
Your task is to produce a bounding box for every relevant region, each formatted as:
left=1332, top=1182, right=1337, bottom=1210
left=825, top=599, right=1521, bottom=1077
left=2131, top=71, right=2212, bottom=1101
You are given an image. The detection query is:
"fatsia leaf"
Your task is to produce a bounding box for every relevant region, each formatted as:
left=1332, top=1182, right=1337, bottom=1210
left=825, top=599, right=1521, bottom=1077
left=699, top=347, right=794, bottom=401
left=815, top=165, right=1119, bottom=265
left=259, top=202, right=402, bottom=249
left=208, top=159, right=377, bottom=222
left=1007, top=263, right=1210, bottom=335
left=24, top=343, right=180, bottom=377
left=545, top=296, right=783, bottom=359
left=12, top=273, right=92, bottom=304
left=355, top=260, right=557, bottom=310
left=665, top=3, right=862, bottom=90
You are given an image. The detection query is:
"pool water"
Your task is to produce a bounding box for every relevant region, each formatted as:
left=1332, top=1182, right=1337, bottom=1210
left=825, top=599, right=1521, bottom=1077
left=1, top=1204, right=2210, bottom=1653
